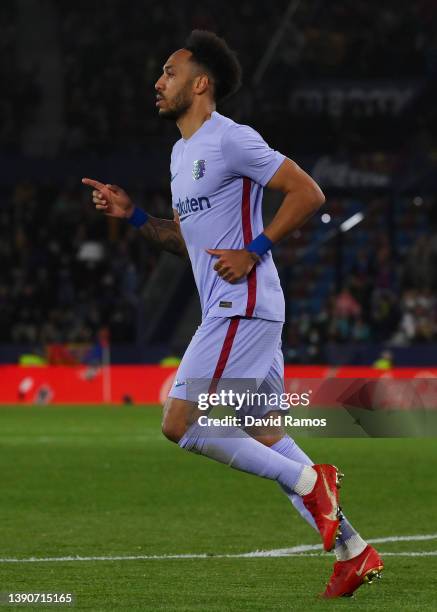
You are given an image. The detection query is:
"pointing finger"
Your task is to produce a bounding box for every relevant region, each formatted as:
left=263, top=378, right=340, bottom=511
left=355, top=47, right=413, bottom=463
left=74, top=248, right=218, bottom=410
left=82, top=177, right=106, bottom=191
left=206, top=249, right=225, bottom=256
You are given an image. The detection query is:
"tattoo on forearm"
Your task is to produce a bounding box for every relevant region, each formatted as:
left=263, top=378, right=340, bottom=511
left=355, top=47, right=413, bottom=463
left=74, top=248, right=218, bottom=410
left=139, top=216, right=187, bottom=258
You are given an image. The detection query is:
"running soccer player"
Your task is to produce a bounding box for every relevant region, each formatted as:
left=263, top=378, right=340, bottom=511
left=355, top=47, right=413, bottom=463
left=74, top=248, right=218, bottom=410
left=82, top=30, right=383, bottom=597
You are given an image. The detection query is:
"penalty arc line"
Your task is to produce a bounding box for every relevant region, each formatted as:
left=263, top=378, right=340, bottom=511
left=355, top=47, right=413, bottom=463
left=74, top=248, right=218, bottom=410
left=0, top=533, right=437, bottom=564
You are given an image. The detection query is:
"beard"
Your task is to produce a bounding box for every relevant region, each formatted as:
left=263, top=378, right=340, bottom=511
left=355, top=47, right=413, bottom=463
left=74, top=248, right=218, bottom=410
left=158, top=84, right=193, bottom=121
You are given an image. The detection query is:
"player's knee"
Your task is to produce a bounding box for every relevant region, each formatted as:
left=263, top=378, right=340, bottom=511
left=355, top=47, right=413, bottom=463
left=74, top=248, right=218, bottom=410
left=161, top=418, right=186, bottom=443
left=162, top=397, right=196, bottom=443
left=161, top=403, right=187, bottom=443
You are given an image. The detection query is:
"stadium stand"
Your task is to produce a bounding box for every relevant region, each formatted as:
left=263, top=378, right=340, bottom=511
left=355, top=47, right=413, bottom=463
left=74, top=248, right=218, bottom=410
left=1, top=0, right=436, bottom=364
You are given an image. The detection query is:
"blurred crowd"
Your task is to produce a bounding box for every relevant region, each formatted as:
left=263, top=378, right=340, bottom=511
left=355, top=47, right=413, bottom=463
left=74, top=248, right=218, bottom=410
left=0, top=181, right=168, bottom=344
left=1, top=180, right=436, bottom=356
left=278, top=195, right=437, bottom=362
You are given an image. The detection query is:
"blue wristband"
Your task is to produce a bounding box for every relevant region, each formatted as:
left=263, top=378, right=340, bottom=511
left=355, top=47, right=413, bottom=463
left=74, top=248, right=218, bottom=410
left=127, top=207, right=149, bottom=228
left=246, top=232, right=273, bottom=257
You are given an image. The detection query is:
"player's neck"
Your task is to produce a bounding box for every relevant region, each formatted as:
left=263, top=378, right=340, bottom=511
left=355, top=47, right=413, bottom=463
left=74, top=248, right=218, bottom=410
left=177, top=103, right=216, bottom=141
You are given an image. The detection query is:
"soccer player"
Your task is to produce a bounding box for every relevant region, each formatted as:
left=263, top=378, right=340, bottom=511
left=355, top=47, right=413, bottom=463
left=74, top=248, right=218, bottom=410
left=82, top=30, right=383, bottom=597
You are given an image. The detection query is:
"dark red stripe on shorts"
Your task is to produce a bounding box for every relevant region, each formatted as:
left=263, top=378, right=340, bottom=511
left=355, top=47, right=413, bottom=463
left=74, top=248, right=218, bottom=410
left=208, top=317, right=240, bottom=394
left=241, top=177, right=257, bottom=317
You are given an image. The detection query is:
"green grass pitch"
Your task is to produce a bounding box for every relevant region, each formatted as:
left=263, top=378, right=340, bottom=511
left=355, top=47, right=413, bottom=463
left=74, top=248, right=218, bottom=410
left=1, top=405, right=436, bottom=611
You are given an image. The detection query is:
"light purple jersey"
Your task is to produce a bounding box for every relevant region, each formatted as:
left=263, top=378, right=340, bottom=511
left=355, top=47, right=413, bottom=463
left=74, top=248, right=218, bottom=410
left=170, top=111, right=285, bottom=322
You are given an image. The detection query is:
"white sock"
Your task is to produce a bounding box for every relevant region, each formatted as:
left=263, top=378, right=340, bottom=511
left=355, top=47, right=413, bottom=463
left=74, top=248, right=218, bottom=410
left=294, top=465, right=317, bottom=496
left=335, top=534, right=368, bottom=561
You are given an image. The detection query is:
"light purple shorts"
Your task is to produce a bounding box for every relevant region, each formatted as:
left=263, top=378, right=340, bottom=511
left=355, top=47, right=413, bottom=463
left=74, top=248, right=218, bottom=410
left=169, top=316, right=284, bottom=415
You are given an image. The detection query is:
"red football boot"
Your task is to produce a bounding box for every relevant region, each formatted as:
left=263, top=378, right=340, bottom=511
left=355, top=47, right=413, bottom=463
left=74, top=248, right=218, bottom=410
left=302, top=464, right=343, bottom=551
left=322, top=544, right=384, bottom=598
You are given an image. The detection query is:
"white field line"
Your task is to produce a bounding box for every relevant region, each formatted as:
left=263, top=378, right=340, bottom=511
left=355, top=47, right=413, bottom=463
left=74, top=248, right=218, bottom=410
left=0, top=534, right=436, bottom=564
left=0, top=552, right=436, bottom=564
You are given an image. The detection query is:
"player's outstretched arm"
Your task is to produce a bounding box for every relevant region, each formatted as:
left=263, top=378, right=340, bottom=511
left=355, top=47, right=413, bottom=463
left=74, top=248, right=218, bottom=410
left=82, top=178, right=187, bottom=258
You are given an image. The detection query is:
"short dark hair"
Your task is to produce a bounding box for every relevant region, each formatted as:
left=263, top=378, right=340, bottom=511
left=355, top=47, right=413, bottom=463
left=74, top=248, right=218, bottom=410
left=184, top=30, right=242, bottom=102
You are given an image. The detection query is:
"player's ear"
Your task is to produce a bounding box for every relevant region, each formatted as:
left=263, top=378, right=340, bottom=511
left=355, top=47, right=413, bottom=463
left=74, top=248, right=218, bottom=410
left=194, top=73, right=210, bottom=95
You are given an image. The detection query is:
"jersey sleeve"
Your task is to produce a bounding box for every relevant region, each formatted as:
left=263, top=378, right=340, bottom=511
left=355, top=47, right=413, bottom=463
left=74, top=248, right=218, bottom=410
left=220, top=123, right=286, bottom=186
left=170, top=139, right=182, bottom=211
left=170, top=140, right=181, bottom=176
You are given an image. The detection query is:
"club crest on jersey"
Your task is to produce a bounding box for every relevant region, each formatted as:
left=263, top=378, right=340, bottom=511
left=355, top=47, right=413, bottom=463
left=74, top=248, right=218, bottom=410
left=192, top=159, right=206, bottom=180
